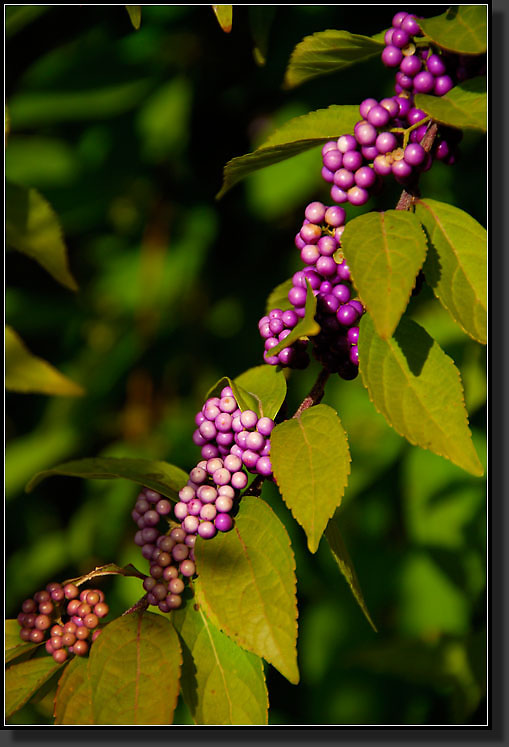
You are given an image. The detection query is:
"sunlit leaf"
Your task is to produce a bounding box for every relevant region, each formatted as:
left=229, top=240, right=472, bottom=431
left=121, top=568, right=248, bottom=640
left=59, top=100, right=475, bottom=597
left=25, top=457, right=188, bottom=501
left=269, top=279, right=320, bottom=356
left=234, top=365, right=287, bottom=420
left=5, top=620, right=38, bottom=665
left=212, top=5, right=232, bottom=33
left=54, top=655, right=93, bottom=725
left=341, top=210, right=428, bottom=339
left=173, top=602, right=268, bottom=725
left=194, top=496, right=299, bottom=684
left=358, top=314, right=483, bottom=477
left=418, top=6, right=487, bottom=55
left=284, top=29, right=384, bottom=89
left=6, top=182, right=77, bottom=291
left=125, top=5, right=141, bottom=30
left=217, top=105, right=359, bottom=198
left=271, top=404, right=351, bottom=553
left=5, top=326, right=84, bottom=397
left=415, top=198, right=487, bottom=344
left=6, top=656, right=66, bottom=719
left=88, top=611, right=182, bottom=725
left=415, top=78, right=486, bottom=132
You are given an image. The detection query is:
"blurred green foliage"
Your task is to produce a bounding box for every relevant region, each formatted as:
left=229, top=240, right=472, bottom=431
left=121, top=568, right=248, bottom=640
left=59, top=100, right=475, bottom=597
left=5, top=5, right=486, bottom=726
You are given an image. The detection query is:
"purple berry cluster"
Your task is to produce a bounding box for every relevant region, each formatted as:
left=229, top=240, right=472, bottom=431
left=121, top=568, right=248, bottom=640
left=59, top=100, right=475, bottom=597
left=17, top=582, right=108, bottom=663
left=260, top=200, right=364, bottom=379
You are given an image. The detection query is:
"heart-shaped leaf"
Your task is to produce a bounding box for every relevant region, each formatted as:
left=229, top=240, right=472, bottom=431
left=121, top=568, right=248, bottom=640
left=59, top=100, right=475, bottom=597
left=5, top=619, right=38, bottom=664
left=418, top=6, right=487, bottom=55
left=194, top=496, right=299, bottom=685
left=88, top=611, right=182, bottom=725
left=216, top=105, right=360, bottom=198
left=6, top=655, right=66, bottom=719
left=173, top=601, right=268, bottom=725
left=415, top=78, right=486, bottom=132
left=54, top=655, right=93, bottom=725
left=271, top=404, right=351, bottom=553
left=234, top=365, right=287, bottom=420
left=5, top=325, right=84, bottom=397
left=25, top=457, right=188, bottom=501
left=358, top=314, right=484, bottom=477
left=6, top=181, right=77, bottom=291
left=212, top=5, right=232, bottom=33
left=415, top=198, right=486, bottom=344
left=283, top=29, right=385, bottom=89
left=341, top=210, right=428, bottom=339
left=270, top=279, right=320, bottom=356
left=324, top=517, right=377, bottom=632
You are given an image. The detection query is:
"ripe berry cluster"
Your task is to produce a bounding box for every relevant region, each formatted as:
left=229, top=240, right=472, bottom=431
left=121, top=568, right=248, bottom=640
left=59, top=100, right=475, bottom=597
left=17, top=582, right=108, bottom=663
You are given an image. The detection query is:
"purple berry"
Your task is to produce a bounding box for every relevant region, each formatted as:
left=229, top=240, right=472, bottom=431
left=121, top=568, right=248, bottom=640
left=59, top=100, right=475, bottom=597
left=330, top=185, right=348, bottom=204
left=427, top=53, right=446, bottom=76
left=434, top=75, right=454, bottom=96
left=215, top=513, right=233, bottom=532
left=404, top=143, right=426, bottom=166
left=198, top=521, right=216, bottom=539
left=400, top=54, right=422, bottom=76
left=376, top=131, right=398, bottom=154
left=323, top=149, right=343, bottom=171
left=333, top=168, right=355, bottom=190
left=392, top=11, right=408, bottom=27
left=347, top=186, right=369, bottom=206
left=324, top=205, right=346, bottom=227
left=354, top=121, right=377, bottom=146
left=359, top=97, right=378, bottom=118
left=382, top=45, right=403, bottom=68
left=354, top=166, right=376, bottom=189
left=305, top=201, right=326, bottom=224
left=367, top=105, right=391, bottom=128
left=342, top=150, right=363, bottom=172
left=413, top=71, right=435, bottom=93
left=337, top=304, right=359, bottom=326
left=256, top=456, right=273, bottom=476
left=337, top=134, right=357, bottom=153
left=391, top=28, right=410, bottom=48
left=401, top=14, right=420, bottom=35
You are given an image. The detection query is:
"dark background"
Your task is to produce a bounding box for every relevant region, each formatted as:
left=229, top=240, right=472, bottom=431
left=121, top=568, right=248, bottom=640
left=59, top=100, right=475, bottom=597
left=5, top=5, right=487, bottom=726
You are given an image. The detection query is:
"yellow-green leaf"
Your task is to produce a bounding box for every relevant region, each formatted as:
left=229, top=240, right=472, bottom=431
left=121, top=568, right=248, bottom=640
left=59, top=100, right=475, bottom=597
left=194, top=496, right=299, bottom=685
left=415, top=77, right=486, bottom=132
left=415, top=198, right=486, bottom=344
left=173, top=601, right=268, bottom=725
left=358, top=314, right=483, bottom=477
left=216, top=105, right=359, bottom=198
left=270, top=279, right=320, bottom=356
left=271, top=404, right=351, bottom=553
left=25, top=456, right=188, bottom=501
left=265, top=278, right=294, bottom=314
left=418, top=6, right=487, bottom=55
left=341, top=210, right=428, bottom=340
left=234, top=365, right=287, bottom=420
left=54, top=655, right=93, bottom=725
left=284, top=29, right=385, bottom=89
left=5, top=619, right=38, bottom=664
left=5, top=326, right=84, bottom=397
left=6, top=656, right=66, bottom=719
left=6, top=181, right=77, bottom=291
left=88, top=611, right=182, bottom=725
left=212, top=5, right=232, bottom=33
left=324, top=518, right=377, bottom=632
left=125, top=5, right=141, bottom=30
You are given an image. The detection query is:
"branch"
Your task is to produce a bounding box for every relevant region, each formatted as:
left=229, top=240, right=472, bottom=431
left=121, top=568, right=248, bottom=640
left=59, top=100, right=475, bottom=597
left=293, top=367, right=330, bottom=418
left=395, top=121, right=439, bottom=211
left=122, top=594, right=149, bottom=616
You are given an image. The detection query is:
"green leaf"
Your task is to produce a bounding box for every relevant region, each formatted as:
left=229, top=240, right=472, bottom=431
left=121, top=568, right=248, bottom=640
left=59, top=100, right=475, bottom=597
left=216, top=105, right=359, bottom=198
left=249, top=6, right=276, bottom=66
left=418, top=6, right=487, bottom=55
left=415, top=78, right=486, bottom=132
left=358, top=314, right=483, bottom=477
left=5, top=5, right=51, bottom=38
left=125, top=5, right=141, bottom=29
left=54, top=655, right=93, bottom=725
left=341, top=210, right=428, bottom=339
left=88, top=611, right=182, bottom=725
left=324, top=518, right=377, bottom=632
left=205, top=376, right=259, bottom=415
left=234, top=365, right=287, bottom=420
left=173, top=602, right=268, bottom=725
left=6, top=182, right=77, bottom=291
left=265, top=278, right=294, bottom=314
left=271, top=404, right=351, bottom=553
left=283, top=29, right=385, bottom=89
left=194, top=496, right=299, bottom=685
left=415, top=198, right=487, bottom=344
left=6, top=656, right=66, bottom=719
left=5, top=620, right=38, bottom=664
left=270, top=279, right=320, bottom=356
left=25, top=456, right=188, bottom=501
left=212, top=5, right=232, bottom=33
left=5, top=326, right=85, bottom=397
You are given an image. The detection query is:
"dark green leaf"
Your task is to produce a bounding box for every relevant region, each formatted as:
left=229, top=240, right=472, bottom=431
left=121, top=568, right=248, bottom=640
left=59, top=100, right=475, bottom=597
left=270, top=279, right=320, bottom=356
left=418, top=6, right=487, bottom=55
left=54, top=655, right=93, bottom=725
left=415, top=198, right=486, bottom=344
left=216, top=105, right=359, bottom=198
left=265, top=278, right=294, bottom=314
left=324, top=517, right=377, bottom=632
left=173, top=602, right=268, bottom=725
left=6, top=656, right=66, bottom=719
left=5, top=620, right=38, bottom=664
left=125, top=5, right=141, bottom=30
left=194, top=496, right=299, bottom=685
left=88, top=611, right=182, bottom=725
left=234, top=365, right=287, bottom=420
left=249, top=6, right=276, bottom=66
left=358, top=314, right=484, bottom=477
left=6, top=182, right=77, bottom=291
left=25, top=457, right=188, bottom=501
left=271, top=404, right=351, bottom=553
left=341, top=210, right=428, bottom=339
left=284, top=29, right=385, bottom=89
left=415, top=78, right=486, bottom=132
left=212, top=5, right=232, bottom=33
left=5, top=5, right=50, bottom=38
left=5, top=326, right=85, bottom=397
